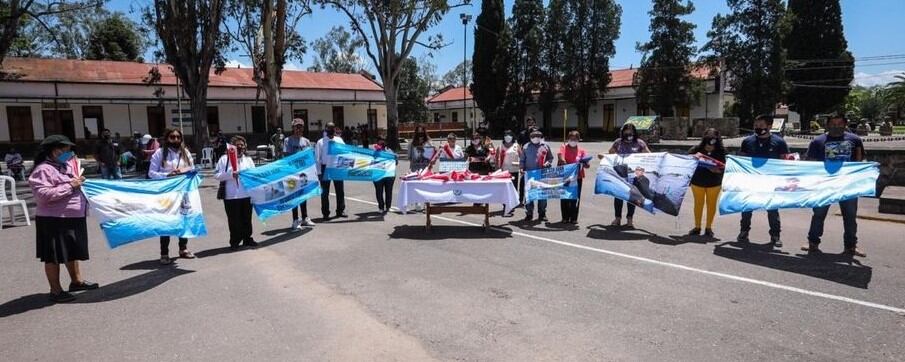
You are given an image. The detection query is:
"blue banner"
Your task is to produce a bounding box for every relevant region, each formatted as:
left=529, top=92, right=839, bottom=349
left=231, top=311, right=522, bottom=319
left=238, top=149, right=323, bottom=220
left=525, top=164, right=580, bottom=202
left=323, top=141, right=397, bottom=181
left=719, top=155, right=879, bottom=214
left=82, top=172, right=207, bottom=248
left=594, top=152, right=697, bottom=216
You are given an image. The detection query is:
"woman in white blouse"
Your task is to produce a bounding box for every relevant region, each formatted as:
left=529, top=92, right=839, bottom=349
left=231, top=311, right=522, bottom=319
left=214, top=135, right=257, bottom=250
left=148, top=128, right=196, bottom=264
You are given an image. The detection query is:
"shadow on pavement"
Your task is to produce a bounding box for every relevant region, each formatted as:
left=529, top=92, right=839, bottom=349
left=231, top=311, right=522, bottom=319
left=195, top=228, right=311, bottom=258
left=0, top=268, right=194, bottom=318
left=390, top=225, right=514, bottom=240
left=585, top=224, right=689, bottom=245
left=713, top=241, right=872, bottom=289
left=317, top=212, right=385, bottom=224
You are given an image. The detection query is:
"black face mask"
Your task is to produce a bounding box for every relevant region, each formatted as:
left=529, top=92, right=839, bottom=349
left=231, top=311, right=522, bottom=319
left=326, top=129, right=335, bottom=137
left=754, top=128, right=769, bottom=136
left=827, top=126, right=845, bottom=136
left=622, top=133, right=634, bottom=140
left=168, top=142, right=181, bottom=149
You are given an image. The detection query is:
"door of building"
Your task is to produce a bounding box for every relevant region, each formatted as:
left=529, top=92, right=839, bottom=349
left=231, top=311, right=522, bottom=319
left=603, top=104, right=615, bottom=133
left=42, top=109, right=75, bottom=141
left=7, top=106, right=34, bottom=142
left=147, top=106, right=166, bottom=137
left=206, top=106, right=220, bottom=134
left=251, top=106, right=267, bottom=134
left=331, top=106, right=344, bottom=128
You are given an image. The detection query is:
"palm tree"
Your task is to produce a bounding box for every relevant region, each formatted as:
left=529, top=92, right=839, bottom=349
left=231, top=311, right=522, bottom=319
left=886, top=73, right=905, bottom=120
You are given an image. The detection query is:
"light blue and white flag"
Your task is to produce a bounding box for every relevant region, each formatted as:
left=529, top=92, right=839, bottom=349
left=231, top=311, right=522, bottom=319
left=82, top=172, right=207, bottom=248
left=594, top=152, right=697, bottom=216
left=719, top=155, right=879, bottom=214
left=525, top=164, right=580, bottom=202
left=238, top=148, right=322, bottom=220
left=323, top=142, right=397, bottom=181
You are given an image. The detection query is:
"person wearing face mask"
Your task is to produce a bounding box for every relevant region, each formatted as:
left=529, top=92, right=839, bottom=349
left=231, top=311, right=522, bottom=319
left=520, top=130, right=553, bottom=222
left=29, top=135, right=99, bottom=303
left=215, top=135, right=258, bottom=250
left=94, top=128, right=122, bottom=180
left=687, top=128, right=727, bottom=238
left=602, top=123, right=651, bottom=228
left=465, top=130, right=494, bottom=175
left=439, top=133, right=464, bottom=160
left=802, top=115, right=866, bottom=257
left=284, top=119, right=315, bottom=230
left=737, top=115, right=790, bottom=248
left=518, top=116, right=541, bottom=146
left=408, top=126, right=433, bottom=172
left=558, top=130, right=590, bottom=225
left=149, top=128, right=196, bottom=264
left=316, top=122, right=347, bottom=220
left=372, top=135, right=396, bottom=214
left=498, top=130, right=522, bottom=216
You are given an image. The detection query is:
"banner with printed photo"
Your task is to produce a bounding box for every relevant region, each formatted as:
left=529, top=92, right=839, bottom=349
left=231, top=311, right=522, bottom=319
left=238, top=148, right=322, bottom=220
left=593, top=152, right=697, bottom=216
left=525, top=164, right=579, bottom=202
left=718, top=155, right=879, bottom=214
left=323, top=142, right=397, bottom=181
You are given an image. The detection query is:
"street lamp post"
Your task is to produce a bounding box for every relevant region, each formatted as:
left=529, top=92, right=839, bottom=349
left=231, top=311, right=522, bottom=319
left=460, top=13, right=472, bottom=133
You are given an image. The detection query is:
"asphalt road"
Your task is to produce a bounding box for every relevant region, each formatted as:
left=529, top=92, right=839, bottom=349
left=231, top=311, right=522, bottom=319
left=2, top=156, right=904, bottom=361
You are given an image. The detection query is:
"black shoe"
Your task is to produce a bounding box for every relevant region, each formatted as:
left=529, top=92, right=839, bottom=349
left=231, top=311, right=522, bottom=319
left=68, top=281, right=99, bottom=292
left=538, top=215, right=548, bottom=222
left=322, top=214, right=331, bottom=221
left=336, top=211, right=348, bottom=218
left=737, top=231, right=749, bottom=243
left=244, top=239, right=259, bottom=248
left=688, top=228, right=701, bottom=236
left=229, top=241, right=241, bottom=250
left=523, top=215, right=533, bottom=222
left=771, top=235, right=782, bottom=248
left=703, top=229, right=714, bottom=238
left=49, top=291, right=76, bottom=303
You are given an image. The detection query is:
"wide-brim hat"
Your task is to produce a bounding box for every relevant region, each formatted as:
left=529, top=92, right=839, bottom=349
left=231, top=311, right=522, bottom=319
left=40, top=134, right=76, bottom=147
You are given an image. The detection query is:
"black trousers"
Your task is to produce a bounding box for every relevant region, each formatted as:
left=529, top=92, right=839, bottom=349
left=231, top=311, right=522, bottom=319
left=291, top=201, right=309, bottom=220
left=319, top=165, right=345, bottom=217
left=560, top=179, right=583, bottom=221
left=224, top=197, right=254, bottom=245
left=160, top=236, right=188, bottom=256
left=373, top=177, right=395, bottom=210
left=614, top=198, right=636, bottom=219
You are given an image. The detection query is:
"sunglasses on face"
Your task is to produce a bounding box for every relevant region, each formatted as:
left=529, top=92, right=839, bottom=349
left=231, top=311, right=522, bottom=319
left=168, top=135, right=182, bottom=140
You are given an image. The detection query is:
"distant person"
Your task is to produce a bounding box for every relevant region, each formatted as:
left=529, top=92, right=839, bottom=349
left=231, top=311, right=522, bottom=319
left=316, top=122, right=347, bottom=220
left=802, top=115, right=866, bottom=257
left=271, top=127, right=285, bottom=159
left=214, top=135, right=257, bottom=250
left=521, top=130, right=552, bottom=222
left=149, top=128, right=196, bottom=264
left=213, top=130, right=227, bottom=161
left=29, top=135, right=98, bottom=303
left=558, top=130, right=590, bottom=225
left=602, top=123, right=650, bottom=228
left=518, top=116, right=541, bottom=146
left=372, top=135, right=395, bottom=214
left=465, top=129, right=494, bottom=175
left=497, top=130, right=522, bottom=216
left=284, top=119, right=315, bottom=229
left=94, top=128, right=122, bottom=180
left=439, top=133, right=464, bottom=160
left=408, top=126, right=432, bottom=172
left=737, top=115, right=789, bottom=248
left=687, top=128, right=727, bottom=238
left=4, top=147, right=25, bottom=180
left=140, top=134, right=160, bottom=176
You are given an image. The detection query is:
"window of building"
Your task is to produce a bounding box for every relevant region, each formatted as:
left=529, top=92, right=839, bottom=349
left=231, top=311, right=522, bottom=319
left=6, top=106, right=34, bottom=142
left=207, top=106, right=220, bottom=134
left=367, top=109, right=377, bottom=129
left=251, top=106, right=267, bottom=133
left=82, top=106, right=104, bottom=139
left=451, top=111, right=458, bottom=123
left=434, top=113, right=440, bottom=122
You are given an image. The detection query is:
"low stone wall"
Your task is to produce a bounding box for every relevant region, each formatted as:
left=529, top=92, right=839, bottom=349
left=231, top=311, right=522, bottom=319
left=691, top=118, right=740, bottom=138
left=659, top=117, right=689, bottom=140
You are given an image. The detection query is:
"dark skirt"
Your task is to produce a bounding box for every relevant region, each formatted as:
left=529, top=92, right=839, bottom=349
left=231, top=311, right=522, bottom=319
left=35, top=216, right=89, bottom=264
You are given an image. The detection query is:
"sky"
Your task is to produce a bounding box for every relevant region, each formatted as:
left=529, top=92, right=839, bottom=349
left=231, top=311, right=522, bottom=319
left=109, top=0, right=905, bottom=87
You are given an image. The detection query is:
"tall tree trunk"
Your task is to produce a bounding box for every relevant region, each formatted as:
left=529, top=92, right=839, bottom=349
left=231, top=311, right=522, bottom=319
left=264, top=85, right=282, bottom=133
left=577, top=107, right=589, bottom=139
left=190, top=88, right=210, bottom=153
left=384, top=75, right=400, bottom=148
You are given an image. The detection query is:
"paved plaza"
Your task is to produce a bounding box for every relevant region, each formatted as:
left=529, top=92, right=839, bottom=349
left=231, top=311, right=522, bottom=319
left=2, top=157, right=905, bottom=361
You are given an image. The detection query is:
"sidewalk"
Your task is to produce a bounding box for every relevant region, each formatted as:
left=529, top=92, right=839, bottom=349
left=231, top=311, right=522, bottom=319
left=838, top=197, right=905, bottom=224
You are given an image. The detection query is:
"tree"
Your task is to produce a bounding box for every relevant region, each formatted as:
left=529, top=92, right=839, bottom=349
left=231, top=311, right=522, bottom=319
left=418, top=55, right=443, bottom=94
left=635, top=0, right=697, bottom=118
left=560, top=0, right=621, bottom=135
left=226, top=0, right=308, bottom=134
left=785, top=0, right=853, bottom=131
left=471, top=0, right=509, bottom=133
left=308, top=25, right=363, bottom=73
left=320, top=0, right=469, bottom=148
left=0, top=0, right=103, bottom=65
left=538, top=0, right=567, bottom=129
left=86, top=13, right=146, bottom=61
left=397, top=56, right=430, bottom=123
left=145, top=0, right=228, bottom=151
left=441, top=60, right=471, bottom=87
left=703, top=0, right=788, bottom=129
left=504, top=0, right=544, bottom=129
left=844, top=86, right=886, bottom=123
left=884, top=74, right=905, bottom=120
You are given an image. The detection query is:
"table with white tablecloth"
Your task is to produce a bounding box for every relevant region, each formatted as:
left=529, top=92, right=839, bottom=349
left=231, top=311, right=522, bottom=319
left=397, top=179, right=519, bottom=230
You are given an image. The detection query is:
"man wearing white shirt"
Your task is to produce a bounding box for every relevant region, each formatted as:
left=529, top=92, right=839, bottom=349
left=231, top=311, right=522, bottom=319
left=316, top=122, right=346, bottom=220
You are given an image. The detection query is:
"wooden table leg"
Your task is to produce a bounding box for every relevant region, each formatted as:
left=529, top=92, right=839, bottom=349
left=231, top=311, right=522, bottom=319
left=483, top=204, right=489, bottom=231
left=425, top=203, right=432, bottom=232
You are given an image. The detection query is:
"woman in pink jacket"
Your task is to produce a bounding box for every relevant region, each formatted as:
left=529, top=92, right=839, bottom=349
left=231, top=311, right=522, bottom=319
left=29, top=135, right=99, bottom=303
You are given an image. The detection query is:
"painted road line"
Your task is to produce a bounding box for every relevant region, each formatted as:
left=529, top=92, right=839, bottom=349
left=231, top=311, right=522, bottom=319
left=341, top=195, right=905, bottom=315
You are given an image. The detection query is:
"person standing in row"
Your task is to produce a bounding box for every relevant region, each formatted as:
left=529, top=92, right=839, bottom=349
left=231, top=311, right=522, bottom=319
left=558, top=130, right=589, bottom=225
left=802, top=115, right=866, bottom=257
left=29, top=135, right=98, bottom=303
left=497, top=130, right=521, bottom=217
left=521, top=130, right=552, bottom=222
left=605, top=123, right=650, bottom=228
left=284, top=119, right=316, bottom=229
left=737, top=115, right=789, bottom=248
left=149, top=128, right=196, bottom=264
left=215, top=135, right=258, bottom=250
left=409, top=126, right=433, bottom=172
left=372, top=135, right=395, bottom=214
left=316, top=122, right=347, bottom=220
left=465, top=130, right=494, bottom=175
left=140, top=134, right=159, bottom=175
left=687, top=128, right=727, bottom=238
left=95, top=128, right=122, bottom=180
left=439, top=133, right=464, bottom=160
left=518, top=116, right=541, bottom=146
left=271, top=127, right=285, bottom=160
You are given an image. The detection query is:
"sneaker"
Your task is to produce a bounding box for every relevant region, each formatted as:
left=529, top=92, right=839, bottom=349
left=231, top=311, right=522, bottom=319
left=160, top=256, right=173, bottom=265
left=801, top=242, right=821, bottom=254
left=844, top=247, right=866, bottom=258
left=291, top=219, right=302, bottom=230
left=737, top=231, right=749, bottom=243
left=49, top=291, right=76, bottom=303
left=68, top=281, right=99, bottom=292
left=687, top=228, right=701, bottom=236
left=538, top=215, right=548, bottom=222
left=624, top=218, right=634, bottom=229
left=770, top=235, right=782, bottom=248
left=703, top=229, right=714, bottom=238
left=336, top=211, right=348, bottom=218
left=302, top=217, right=316, bottom=227
left=610, top=218, right=621, bottom=227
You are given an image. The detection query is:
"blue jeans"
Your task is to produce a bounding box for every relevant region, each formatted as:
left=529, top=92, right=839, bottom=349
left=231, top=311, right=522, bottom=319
left=740, top=209, right=781, bottom=237
left=808, top=198, right=858, bottom=248
left=100, top=165, right=122, bottom=180
left=525, top=199, right=547, bottom=217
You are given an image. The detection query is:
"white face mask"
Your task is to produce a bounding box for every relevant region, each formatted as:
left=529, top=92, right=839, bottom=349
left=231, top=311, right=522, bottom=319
left=504, top=135, right=513, bottom=143
left=531, top=137, right=541, bottom=144
left=568, top=140, right=578, bottom=147
left=472, top=139, right=481, bottom=146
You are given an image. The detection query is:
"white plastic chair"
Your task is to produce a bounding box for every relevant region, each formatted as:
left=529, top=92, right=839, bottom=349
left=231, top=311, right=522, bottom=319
left=0, top=175, right=30, bottom=228
left=200, top=147, right=215, bottom=169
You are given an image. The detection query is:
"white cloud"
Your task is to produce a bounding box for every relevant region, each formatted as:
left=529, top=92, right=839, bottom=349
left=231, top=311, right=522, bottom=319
left=283, top=62, right=304, bottom=71
left=853, top=70, right=904, bottom=87
left=225, top=59, right=250, bottom=69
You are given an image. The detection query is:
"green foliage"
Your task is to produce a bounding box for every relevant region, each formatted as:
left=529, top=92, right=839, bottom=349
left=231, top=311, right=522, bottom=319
left=844, top=86, right=887, bottom=122
left=635, top=0, right=697, bottom=117
left=441, top=60, right=470, bottom=87
left=308, top=25, right=363, bottom=73
left=397, top=57, right=430, bottom=123
left=86, top=13, right=146, bottom=61
left=471, top=0, right=510, bottom=132
left=503, top=0, right=544, bottom=129
left=785, top=0, right=853, bottom=130
left=538, top=0, right=567, bottom=128
left=0, top=0, right=106, bottom=62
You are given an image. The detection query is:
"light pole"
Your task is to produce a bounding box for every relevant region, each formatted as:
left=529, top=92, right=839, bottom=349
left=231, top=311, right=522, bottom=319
left=460, top=13, right=472, bottom=132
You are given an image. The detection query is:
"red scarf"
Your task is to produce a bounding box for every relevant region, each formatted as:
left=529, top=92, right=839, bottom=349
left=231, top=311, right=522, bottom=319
left=443, top=143, right=455, bottom=158
left=537, top=146, right=548, bottom=168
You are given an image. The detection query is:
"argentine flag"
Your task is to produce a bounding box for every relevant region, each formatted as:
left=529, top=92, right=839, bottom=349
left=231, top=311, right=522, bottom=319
left=323, top=141, right=397, bottom=181
left=82, top=172, right=208, bottom=248
left=239, top=148, right=322, bottom=220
